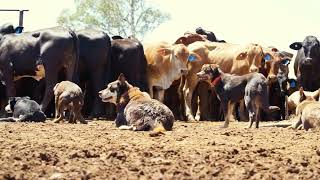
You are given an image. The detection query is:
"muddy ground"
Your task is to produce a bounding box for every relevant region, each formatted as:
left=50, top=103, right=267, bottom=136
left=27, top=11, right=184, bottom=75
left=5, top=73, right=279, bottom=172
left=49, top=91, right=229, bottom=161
left=0, top=119, right=320, bottom=180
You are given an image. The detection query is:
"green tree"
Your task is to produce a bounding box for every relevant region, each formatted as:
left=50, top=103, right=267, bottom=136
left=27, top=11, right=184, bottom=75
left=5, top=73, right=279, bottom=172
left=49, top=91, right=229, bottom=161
left=57, top=0, right=170, bottom=39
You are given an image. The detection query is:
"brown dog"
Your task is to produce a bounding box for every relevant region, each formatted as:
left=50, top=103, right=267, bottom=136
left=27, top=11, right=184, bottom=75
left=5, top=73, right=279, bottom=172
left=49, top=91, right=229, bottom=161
left=196, top=64, right=279, bottom=128
left=53, top=81, right=87, bottom=124
left=292, top=88, right=320, bottom=130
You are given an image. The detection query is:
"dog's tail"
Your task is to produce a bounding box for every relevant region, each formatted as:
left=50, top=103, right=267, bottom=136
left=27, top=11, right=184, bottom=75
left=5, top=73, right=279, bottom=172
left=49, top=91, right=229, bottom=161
left=149, top=121, right=167, bottom=137
left=0, top=117, right=16, bottom=122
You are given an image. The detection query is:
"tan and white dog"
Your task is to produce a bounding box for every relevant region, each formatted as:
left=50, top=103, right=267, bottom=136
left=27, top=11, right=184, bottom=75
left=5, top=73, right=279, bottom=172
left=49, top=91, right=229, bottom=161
left=53, top=81, right=87, bottom=124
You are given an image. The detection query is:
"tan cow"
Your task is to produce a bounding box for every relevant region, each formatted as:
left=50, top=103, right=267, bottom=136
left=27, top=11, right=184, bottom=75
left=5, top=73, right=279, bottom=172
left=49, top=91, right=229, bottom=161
left=144, top=41, right=193, bottom=102
left=183, top=41, right=267, bottom=121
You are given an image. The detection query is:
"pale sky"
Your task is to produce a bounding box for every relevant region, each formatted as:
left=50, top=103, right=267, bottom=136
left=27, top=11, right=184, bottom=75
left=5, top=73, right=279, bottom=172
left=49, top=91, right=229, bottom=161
left=0, top=0, right=319, bottom=78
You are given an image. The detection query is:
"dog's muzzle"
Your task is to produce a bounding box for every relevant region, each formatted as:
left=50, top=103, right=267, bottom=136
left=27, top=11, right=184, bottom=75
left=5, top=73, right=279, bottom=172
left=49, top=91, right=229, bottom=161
left=5, top=104, right=12, bottom=113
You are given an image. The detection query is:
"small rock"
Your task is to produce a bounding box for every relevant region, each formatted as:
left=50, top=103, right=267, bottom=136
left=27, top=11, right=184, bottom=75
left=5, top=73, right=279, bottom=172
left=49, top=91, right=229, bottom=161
left=49, top=173, right=63, bottom=180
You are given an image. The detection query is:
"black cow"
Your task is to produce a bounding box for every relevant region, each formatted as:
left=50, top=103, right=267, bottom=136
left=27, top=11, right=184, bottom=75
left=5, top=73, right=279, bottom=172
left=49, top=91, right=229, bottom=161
left=290, top=36, right=320, bottom=91
left=195, top=27, right=226, bottom=43
left=110, top=36, right=148, bottom=92
left=0, top=26, right=79, bottom=112
left=77, top=29, right=111, bottom=117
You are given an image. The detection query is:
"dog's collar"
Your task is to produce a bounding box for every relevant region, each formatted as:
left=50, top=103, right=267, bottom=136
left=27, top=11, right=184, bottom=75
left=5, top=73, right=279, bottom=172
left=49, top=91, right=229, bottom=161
left=211, top=75, right=222, bottom=87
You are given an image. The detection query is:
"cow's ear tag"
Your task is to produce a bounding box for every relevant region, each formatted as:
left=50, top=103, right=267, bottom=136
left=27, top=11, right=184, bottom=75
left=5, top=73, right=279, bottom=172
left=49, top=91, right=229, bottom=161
left=188, top=54, right=197, bottom=62
left=290, top=80, right=296, bottom=88
left=264, top=54, right=271, bottom=61
left=282, top=59, right=290, bottom=65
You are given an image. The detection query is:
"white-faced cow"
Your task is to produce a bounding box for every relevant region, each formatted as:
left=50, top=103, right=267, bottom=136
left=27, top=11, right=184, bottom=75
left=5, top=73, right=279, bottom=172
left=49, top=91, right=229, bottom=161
left=144, top=42, right=191, bottom=102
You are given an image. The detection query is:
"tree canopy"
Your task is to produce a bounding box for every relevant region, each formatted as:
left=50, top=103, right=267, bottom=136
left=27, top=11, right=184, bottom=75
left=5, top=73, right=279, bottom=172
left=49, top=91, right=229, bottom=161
left=57, top=0, right=170, bottom=39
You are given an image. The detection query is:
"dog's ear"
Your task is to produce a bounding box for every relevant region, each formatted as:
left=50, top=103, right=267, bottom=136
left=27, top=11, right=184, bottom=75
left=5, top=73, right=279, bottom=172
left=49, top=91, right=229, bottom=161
left=299, top=87, right=306, bottom=102
left=22, top=96, right=31, bottom=100
left=118, top=73, right=126, bottom=84
left=8, top=97, right=16, bottom=104
left=53, top=83, right=60, bottom=92
left=313, top=89, right=320, bottom=101
left=8, top=97, right=17, bottom=113
left=209, top=64, right=219, bottom=71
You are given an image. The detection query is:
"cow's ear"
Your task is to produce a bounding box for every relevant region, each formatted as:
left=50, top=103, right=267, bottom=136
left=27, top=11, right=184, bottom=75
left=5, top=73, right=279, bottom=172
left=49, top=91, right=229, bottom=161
left=236, top=52, right=248, bottom=60
left=299, top=87, right=306, bottom=102
left=157, top=48, right=172, bottom=56
left=289, top=42, right=302, bottom=50
left=174, top=37, right=186, bottom=45
left=118, top=73, right=126, bottom=83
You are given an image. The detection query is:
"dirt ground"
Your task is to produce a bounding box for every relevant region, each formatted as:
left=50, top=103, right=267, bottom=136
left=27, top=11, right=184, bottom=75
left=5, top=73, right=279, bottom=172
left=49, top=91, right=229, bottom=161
left=1, top=119, right=320, bottom=180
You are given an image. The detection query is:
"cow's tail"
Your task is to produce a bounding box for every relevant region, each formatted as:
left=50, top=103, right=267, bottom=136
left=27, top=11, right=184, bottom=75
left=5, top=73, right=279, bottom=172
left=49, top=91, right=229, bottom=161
left=104, top=32, right=112, bottom=84
left=68, top=28, right=80, bottom=84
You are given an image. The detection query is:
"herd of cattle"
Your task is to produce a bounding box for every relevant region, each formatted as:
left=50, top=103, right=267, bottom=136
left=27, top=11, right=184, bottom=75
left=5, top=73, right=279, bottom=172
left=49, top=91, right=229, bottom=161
left=0, top=23, right=320, bottom=130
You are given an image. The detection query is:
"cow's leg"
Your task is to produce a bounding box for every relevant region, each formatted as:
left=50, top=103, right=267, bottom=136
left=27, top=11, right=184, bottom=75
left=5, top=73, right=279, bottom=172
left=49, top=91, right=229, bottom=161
left=196, top=82, right=210, bottom=121
left=3, top=67, right=16, bottom=98
left=40, top=72, right=58, bottom=112
left=183, top=86, right=197, bottom=122
left=149, top=85, right=154, bottom=99
left=158, top=89, right=165, bottom=102
left=178, top=77, right=186, bottom=120
left=90, top=71, right=106, bottom=117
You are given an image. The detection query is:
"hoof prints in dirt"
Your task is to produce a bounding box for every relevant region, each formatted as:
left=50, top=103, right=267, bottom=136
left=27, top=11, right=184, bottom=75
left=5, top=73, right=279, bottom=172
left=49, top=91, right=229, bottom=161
left=0, top=121, right=320, bottom=179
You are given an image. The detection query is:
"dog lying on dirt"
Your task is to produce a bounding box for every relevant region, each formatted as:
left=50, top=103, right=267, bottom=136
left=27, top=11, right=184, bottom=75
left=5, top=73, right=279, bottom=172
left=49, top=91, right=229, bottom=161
left=196, top=64, right=280, bottom=128
left=292, top=88, right=320, bottom=130
left=287, top=88, right=319, bottom=115
left=99, top=74, right=174, bottom=134
left=262, top=88, right=320, bottom=130
left=53, top=81, right=87, bottom=124
left=0, top=96, right=46, bottom=122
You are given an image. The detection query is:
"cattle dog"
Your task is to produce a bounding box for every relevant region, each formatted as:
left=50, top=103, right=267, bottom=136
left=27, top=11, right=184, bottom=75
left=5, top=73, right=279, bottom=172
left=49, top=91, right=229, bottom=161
left=99, top=74, right=174, bottom=135
left=0, top=96, right=46, bottom=122
left=53, top=81, right=87, bottom=124
left=196, top=64, right=280, bottom=128
left=291, top=88, right=320, bottom=130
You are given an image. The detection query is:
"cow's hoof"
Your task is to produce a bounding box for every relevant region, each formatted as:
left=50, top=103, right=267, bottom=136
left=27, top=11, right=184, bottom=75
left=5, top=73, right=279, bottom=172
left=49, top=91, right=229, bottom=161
left=186, top=115, right=196, bottom=122
left=219, top=125, right=228, bottom=129
left=82, top=121, right=88, bottom=124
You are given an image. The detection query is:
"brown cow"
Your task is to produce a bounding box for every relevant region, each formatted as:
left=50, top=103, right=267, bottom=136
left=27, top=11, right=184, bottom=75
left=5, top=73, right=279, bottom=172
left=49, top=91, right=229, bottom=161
left=259, top=49, right=294, bottom=121
left=183, top=41, right=267, bottom=121
left=144, top=42, right=193, bottom=102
